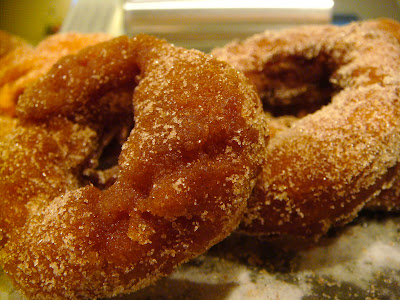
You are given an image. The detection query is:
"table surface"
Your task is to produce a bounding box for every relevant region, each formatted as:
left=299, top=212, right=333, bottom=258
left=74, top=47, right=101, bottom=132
left=1, top=212, right=399, bottom=300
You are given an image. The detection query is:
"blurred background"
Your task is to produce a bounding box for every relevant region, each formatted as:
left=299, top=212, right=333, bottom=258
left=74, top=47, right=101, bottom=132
left=1, top=0, right=400, bottom=49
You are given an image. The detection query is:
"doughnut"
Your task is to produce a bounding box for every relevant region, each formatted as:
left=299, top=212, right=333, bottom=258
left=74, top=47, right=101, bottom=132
left=0, top=34, right=268, bottom=299
left=211, top=19, right=400, bottom=245
left=0, top=32, right=111, bottom=116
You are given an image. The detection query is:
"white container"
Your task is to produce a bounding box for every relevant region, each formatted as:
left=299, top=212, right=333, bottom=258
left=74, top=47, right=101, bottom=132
left=123, top=0, right=333, bottom=51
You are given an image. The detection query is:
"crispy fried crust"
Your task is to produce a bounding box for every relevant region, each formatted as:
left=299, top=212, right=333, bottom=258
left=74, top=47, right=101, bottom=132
left=212, top=19, right=400, bottom=245
left=1, top=34, right=268, bottom=299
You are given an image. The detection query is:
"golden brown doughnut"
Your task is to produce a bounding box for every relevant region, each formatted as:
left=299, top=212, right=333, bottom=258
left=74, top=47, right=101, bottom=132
left=212, top=19, right=400, bottom=245
left=0, top=32, right=111, bottom=116
left=1, top=34, right=268, bottom=299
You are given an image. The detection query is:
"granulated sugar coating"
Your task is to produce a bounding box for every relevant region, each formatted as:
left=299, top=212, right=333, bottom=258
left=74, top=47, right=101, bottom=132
left=0, top=32, right=111, bottom=117
left=212, top=19, right=400, bottom=245
left=0, top=115, right=17, bottom=138
left=1, top=34, right=268, bottom=299
left=0, top=117, right=98, bottom=248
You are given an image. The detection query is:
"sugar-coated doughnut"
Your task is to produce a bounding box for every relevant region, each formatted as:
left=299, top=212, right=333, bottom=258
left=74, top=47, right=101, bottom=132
left=212, top=19, right=400, bottom=245
left=1, top=34, right=268, bottom=299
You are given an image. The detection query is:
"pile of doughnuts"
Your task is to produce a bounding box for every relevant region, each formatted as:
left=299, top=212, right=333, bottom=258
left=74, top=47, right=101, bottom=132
left=1, top=18, right=400, bottom=299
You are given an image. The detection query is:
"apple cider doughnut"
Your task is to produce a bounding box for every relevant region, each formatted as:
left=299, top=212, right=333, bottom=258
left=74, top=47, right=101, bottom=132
left=1, top=34, right=268, bottom=299
left=212, top=19, right=400, bottom=245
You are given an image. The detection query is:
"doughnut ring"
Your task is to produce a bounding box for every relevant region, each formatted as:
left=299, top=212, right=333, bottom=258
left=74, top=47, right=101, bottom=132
left=1, top=34, right=268, bottom=299
left=212, top=19, right=400, bottom=245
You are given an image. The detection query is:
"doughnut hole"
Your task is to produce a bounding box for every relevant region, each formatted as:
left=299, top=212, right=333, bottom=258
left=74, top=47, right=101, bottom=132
left=77, top=87, right=135, bottom=190
left=82, top=118, right=134, bottom=190
left=248, top=53, right=339, bottom=118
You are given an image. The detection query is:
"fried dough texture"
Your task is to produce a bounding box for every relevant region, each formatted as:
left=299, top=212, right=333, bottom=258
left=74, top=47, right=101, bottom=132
left=1, top=34, right=268, bottom=299
left=212, top=19, right=400, bottom=246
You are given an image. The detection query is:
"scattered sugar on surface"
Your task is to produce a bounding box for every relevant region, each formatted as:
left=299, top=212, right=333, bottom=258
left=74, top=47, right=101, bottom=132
left=296, top=218, right=400, bottom=289
left=91, top=215, right=400, bottom=300
left=168, top=261, right=307, bottom=300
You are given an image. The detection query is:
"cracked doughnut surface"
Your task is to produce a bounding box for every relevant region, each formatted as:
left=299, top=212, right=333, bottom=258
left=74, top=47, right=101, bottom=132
left=1, top=34, right=268, bottom=299
left=212, top=19, right=400, bottom=246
